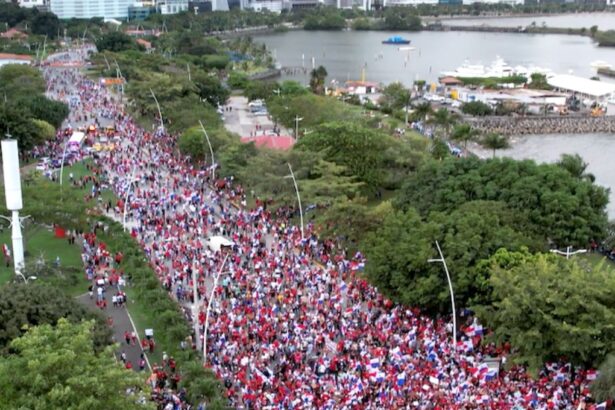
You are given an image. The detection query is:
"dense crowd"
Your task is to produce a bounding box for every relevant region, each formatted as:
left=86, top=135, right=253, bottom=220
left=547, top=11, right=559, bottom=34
left=40, top=48, right=607, bottom=410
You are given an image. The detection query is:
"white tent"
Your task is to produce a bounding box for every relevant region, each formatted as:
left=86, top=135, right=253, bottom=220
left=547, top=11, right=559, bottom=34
left=547, top=74, right=615, bottom=99
left=206, top=236, right=234, bottom=253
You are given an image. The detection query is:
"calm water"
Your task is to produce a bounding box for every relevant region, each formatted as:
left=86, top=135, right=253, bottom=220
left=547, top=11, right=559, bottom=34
left=256, top=30, right=615, bottom=86
left=438, top=12, right=615, bottom=29
left=482, top=134, right=615, bottom=218
left=256, top=30, right=615, bottom=217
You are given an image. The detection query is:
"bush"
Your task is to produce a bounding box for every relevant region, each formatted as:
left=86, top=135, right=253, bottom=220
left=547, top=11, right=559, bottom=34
left=461, top=101, right=493, bottom=116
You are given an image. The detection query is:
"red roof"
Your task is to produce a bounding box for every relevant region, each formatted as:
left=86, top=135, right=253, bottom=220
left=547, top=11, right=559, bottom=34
left=241, top=135, right=294, bottom=150
left=136, top=38, right=152, bottom=49
left=0, top=28, right=26, bottom=39
left=0, top=53, right=33, bottom=61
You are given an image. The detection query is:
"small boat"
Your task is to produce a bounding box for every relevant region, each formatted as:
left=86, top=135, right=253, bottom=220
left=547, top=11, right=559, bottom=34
left=382, top=36, right=411, bottom=45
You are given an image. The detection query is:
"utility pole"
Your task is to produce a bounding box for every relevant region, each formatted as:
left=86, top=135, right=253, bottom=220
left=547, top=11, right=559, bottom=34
left=203, top=254, right=230, bottom=366
left=198, top=120, right=216, bottom=181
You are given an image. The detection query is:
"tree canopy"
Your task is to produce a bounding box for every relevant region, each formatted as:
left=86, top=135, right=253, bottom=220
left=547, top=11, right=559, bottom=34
left=364, top=201, right=541, bottom=311
left=0, top=283, right=112, bottom=352
left=394, top=157, right=609, bottom=246
left=0, top=319, right=152, bottom=410
left=476, top=249, right=615, bottom=370
left=95, top=32, right=141, bottom=53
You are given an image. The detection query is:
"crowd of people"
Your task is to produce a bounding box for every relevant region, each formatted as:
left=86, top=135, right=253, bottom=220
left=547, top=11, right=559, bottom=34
left=38, top=47, right=608, bottom=410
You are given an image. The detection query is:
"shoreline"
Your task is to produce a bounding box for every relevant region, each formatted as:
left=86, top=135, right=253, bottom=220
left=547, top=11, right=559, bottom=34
left=468, top=116, right=615, bottom=136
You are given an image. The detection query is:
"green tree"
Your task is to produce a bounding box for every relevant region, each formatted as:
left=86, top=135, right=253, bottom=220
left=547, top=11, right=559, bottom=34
left=191, top=71, right=229, bottom=107
left=476, top=250, right=615, bottom=370
left=0, top=64, right=46, bottom=98
left=30, top=12, right=61, bottom=39
left=0, top=319, right=152, bottom=409
left=461, top=101, right=493, bottom=116
left=295, top=121, right=388, bottom=190
left=450, top=123, right=478, bottom=150
left=528, top=73, right=551, bottom=90
left=480, top=132, right=510, bottom=158
left=590, top=25, right=599, bottom=37
left=411, top=101, right=433, bottom=122
left=0, top=283, right=112, bottom=352
left=394, top=157, right=609, bottom=247
left=557, top=153, right=594, bottom=182
left=96, top=32, right=139, bottom=53
left=32, top=119, right=56, bottom=141
left=379, top=82, right=411, bottom=113
left=0, top=104, right=41, bottom=151
left=591, top=354, right=615, bottom=402
left=309, top=65, right=328, bottom=95
left=428, top=108, right=459, bottom=137
left=382, top=7, right=422, bottom=30
left=17, top=94, right=69, bottom=129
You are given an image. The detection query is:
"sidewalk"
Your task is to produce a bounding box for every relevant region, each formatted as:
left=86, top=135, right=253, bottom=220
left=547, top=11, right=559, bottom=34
left=77, top=291, right=149, bottom=372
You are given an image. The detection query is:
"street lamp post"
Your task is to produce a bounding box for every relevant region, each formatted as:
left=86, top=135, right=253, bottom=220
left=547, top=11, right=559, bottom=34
left=122, top=167, right=137, bottom=232
left=285, top=163, right=304, bottom=241
left=198, top=120, right=216, bottom=182
left=428, top=240, right=457, bottom=347
left=203, top=253, right=230, bottom=366
left=150, top=88, right=164, bottom=131
left=294, top=115, right=303, bottom=140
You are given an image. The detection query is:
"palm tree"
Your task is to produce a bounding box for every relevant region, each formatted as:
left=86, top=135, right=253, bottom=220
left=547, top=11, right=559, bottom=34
left=556, top=153, right=595, bottom=182
left=309, top=65, right=328, bottom=95
left=451, top=123, right=478, bottom=150
left=480, top=133, right=510, bottom=158
left=591, top=354, right=615, bottom=402
left=412, top=102, right=433, bottom=122
left=428, top=108, right=459, bottom=138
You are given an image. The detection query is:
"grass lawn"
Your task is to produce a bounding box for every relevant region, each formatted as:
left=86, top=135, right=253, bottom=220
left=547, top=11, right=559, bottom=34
left=0, top=224, right=85, bottom=296
left=575, top=252, right=615, bottom=274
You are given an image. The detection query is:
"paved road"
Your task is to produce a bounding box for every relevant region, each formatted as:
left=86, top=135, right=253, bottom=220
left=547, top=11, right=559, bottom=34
left=42, top=51, right=147, bottom=372
left=223, top=96, right=290, bottom=138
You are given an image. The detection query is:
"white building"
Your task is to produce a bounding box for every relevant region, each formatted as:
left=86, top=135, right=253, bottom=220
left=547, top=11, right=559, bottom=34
left=157, top=0, right=189, bottom=13
left=18, top=0, right=47, bottom=8
left=49, top=0, right=134, bottom=19
left=382, top=0, right=437, bottom=5
left=338, top=0, right=369, bottom=10
left=0, top=53, right=33, bottom=68
left=462, top=0, right=523, bottom=5
left=243, top=0, right=287, bottom=12
left=547, top=74, right=615, bottom=102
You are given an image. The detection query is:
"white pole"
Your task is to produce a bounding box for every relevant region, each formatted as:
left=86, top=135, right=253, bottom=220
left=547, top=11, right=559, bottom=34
left=11, top=210, right=24, bottom=273
left=428, top=240, right=457, bottom=347
left=150, top=88, right=164, bottom=131
left=192, top=263, right=200, bottom=351
left=187, top=63, right=191, bottom=82
left=198, top=120, right=215, bottom=182
left=294, top=116, right=303, bottom=140
left=287, top=163, right=304, bottom=241
left=203, top=253, right=230, bottom=366
left=122, top=167, right=137, bottom=232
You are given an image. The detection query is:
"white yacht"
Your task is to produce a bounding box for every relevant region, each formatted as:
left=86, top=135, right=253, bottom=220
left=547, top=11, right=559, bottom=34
left=441, top=56, right=550, bottom=79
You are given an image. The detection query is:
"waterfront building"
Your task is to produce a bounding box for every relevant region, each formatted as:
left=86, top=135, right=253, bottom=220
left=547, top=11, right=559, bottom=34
left=49, top=0, right=134, bottom=19
left=17, top=0, right=48, bottom=9
left=547, top=74, right=615, bottom=103
left=156, top=0, right=189, bottom=13
left=243, top=0, right=288, bottom=12
left=128, top=4, right=156, bottom=19
left=382, top=0, right=438, bottom=5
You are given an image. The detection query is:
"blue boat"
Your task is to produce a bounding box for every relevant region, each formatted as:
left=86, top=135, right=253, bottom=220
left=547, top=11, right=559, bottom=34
left=382, top=36, right=411, bottom=45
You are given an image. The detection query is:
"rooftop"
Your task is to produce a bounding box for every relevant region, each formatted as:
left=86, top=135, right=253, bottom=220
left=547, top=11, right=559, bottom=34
left=0, top=53, right=33, bottom=61
left=547, top=74, right=615, bottom=98
left=241, top=135, right=294, bottom=150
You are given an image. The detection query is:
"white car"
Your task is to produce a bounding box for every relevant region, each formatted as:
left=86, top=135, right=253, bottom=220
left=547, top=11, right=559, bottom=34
left=36, top=157, right=50, bottom=171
